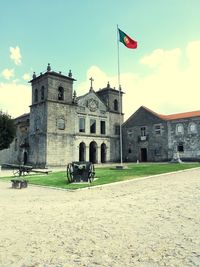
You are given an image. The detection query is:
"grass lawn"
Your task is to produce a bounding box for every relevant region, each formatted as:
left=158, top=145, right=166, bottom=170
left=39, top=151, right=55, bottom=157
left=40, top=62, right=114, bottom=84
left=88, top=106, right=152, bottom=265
left=1, top=163, right=199, bottom=190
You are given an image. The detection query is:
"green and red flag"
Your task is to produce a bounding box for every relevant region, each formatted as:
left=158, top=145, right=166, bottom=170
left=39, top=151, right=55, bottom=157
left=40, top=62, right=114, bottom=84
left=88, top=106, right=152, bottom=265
left=118, top=28, right=137, bottom=49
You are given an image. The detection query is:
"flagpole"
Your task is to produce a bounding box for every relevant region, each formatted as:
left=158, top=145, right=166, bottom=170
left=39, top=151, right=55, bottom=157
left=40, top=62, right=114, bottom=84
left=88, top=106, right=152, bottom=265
left=117, top=25, right=123, bottom=166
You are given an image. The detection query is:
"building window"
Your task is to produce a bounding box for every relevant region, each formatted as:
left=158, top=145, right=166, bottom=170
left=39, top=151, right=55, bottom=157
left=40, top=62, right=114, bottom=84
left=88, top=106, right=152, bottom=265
left=154, top=147, right=162, bottom=156
left=90, top=119, right=96, bottom=133
left=141, top=126, right=146, bottom=136
left=114, top=124, right=120, bottom=135
left=127, top=129, right=133, bottom=138
left=176, top=124, right=184, bottom=135
left=79, top=117, right=85, bottom=133
left=57, top=118, right=65, bottom=130
left=100, top=121, right=106, bottom=134
left=41, top=86, right=45, bottom=100
left=154, top=124, right=161, bottom=135
left=58, top=87, right=64, bottom=100
left=34, top=89, right=38, bottom=102
left=189, top=123, right=197, bottom=134
left=177, top=142, right=184, bottom=152
left=128, top=148, right=132, bottom=153
left=114, top=99, right=118, bottom=111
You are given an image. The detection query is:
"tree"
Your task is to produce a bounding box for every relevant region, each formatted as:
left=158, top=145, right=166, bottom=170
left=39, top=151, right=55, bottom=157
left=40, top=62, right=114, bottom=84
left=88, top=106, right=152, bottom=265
left=0, top=111, right=16, bottom=150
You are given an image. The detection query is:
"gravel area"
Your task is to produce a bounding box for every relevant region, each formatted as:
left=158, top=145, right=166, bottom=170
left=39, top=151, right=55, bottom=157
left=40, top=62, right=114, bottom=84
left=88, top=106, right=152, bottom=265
left=0, top=168, right=200, bottom=267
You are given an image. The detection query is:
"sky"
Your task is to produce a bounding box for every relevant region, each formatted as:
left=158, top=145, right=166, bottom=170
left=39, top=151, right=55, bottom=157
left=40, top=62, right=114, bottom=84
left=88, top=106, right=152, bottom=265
left=0, top=0, right=200, bottom=120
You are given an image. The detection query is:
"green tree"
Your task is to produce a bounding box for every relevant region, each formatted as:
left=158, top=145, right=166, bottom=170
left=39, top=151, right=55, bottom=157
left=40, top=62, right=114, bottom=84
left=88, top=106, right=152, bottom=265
left=0, top=111, right=16, bottom=150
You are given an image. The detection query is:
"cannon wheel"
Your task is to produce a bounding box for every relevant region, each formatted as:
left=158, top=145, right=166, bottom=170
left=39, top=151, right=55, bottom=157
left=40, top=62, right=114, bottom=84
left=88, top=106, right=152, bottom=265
left=67, top=163, right=74, bottom=183
left=88, top=163, right=95, bottom=183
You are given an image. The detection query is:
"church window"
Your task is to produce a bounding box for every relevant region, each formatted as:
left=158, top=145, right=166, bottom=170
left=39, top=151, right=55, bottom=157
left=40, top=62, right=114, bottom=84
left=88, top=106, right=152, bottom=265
left=79, top=117, right=85, bottom=133
left=189, top=123, right=197, bottom=134
left=114, top=99, right=118, bottom=111
left=34, top=89, right=38, bottom=102
left=90, top=119, right=96, bottom=133
left=114, top=124, right=120, bottom=135
left=128, top=148, right=132, bottom=154
left=177, top=142, right=184, bottom=152
left=58, top=87, right=64, bottom=101
left=57, top=118, right=65, bottom=130
left=176, top=124, right=184, bottom=135
left=100, top=121, right=106, bottom=134
left=41, top=86, right=45, bottom=100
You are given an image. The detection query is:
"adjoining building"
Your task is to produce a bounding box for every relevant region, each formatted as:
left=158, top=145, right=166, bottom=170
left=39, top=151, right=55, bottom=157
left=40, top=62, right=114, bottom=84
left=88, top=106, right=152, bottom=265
left=123, top=106, right=200, bottom=162
left=0, top=64, right=124, bottom=167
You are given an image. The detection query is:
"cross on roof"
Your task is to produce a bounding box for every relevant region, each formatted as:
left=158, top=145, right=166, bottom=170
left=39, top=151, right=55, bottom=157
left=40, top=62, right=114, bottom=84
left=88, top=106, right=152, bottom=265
left=89, top=77, right=94, bottom=90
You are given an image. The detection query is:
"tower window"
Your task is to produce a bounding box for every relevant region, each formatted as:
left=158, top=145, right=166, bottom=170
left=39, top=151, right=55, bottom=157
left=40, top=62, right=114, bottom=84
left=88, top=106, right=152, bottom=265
left=58, top=87, right=64, bottom=101
left=34, top=89, right=38, bottom=102
left=114, top=124, right=120, bottom=135
left=41, top=86, right=45, bottom=100
left=114, top=99, right=118, bottom=111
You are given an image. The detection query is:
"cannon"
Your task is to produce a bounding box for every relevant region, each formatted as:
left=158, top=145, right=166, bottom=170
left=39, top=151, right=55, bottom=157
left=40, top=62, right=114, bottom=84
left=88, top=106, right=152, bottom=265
left=67, top=161, right=95, bottom=183
left=3, top=163, right=51, bottom=177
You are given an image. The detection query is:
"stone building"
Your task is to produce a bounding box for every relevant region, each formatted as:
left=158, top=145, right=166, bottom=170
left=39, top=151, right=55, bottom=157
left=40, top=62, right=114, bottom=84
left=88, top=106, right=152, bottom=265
left=123, top=106, right=200, bottom=162
left=0, top=64, right=123, bottom=167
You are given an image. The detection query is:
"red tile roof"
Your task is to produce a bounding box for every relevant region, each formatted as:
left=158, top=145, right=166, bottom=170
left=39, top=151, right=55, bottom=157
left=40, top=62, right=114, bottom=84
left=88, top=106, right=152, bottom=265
left=142, top=106, right=200, bottom=121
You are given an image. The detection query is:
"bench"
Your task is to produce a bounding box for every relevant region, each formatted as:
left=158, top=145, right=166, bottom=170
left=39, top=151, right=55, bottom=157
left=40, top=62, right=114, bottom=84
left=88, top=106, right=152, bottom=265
left=11, top=179, right=28, bottom=189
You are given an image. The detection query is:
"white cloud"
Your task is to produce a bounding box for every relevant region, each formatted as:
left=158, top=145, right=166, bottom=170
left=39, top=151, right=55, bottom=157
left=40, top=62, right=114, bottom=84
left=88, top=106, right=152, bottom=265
left=1, top=68, right=14, bottom=80
left=23, top=73, right=30, bottom=81
left=76, top=66, right=119, bottom=94
left=10, top=46, right=22, bottom=65
left=0, top=82, right=31, bottom=118
left=76, top=41, right=200, bottom=121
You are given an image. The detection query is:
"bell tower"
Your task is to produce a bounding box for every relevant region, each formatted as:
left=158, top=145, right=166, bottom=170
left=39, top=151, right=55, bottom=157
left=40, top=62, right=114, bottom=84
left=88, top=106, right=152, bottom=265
left=28, top=64, right=76, bottom=167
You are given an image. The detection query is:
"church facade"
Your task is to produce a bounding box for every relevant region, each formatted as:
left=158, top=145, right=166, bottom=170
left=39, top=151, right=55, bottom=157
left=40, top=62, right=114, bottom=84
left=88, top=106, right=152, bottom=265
left=0, top=64, right=123, bottom=167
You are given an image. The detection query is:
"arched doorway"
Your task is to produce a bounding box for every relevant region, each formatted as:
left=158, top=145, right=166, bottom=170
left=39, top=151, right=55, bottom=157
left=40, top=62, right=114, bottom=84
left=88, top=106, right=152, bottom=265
left=79, top=142, right=86, bottom=161
left=89, top=141, right=97, bottom=163
left=101, top=143, right=106, bottom=163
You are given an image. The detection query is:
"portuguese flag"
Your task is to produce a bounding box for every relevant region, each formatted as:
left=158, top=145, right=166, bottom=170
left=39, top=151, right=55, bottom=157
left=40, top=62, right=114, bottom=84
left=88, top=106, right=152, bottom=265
left=118, top=28, right=137, bottom=49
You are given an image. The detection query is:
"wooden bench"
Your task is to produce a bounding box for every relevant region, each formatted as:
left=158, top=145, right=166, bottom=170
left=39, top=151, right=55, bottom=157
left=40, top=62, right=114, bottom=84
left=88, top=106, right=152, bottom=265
left=11, top=179, right=28, bottom=189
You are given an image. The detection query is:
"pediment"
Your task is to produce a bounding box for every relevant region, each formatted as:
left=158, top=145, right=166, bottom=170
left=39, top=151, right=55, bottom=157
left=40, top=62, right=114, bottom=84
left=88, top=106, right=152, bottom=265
left=77, top=91, right=107, bottom=114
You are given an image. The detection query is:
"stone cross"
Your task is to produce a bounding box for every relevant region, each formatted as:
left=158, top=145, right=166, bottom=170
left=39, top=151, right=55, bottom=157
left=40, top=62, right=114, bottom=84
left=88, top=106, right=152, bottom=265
left=89, top=77, right=94, bottom=90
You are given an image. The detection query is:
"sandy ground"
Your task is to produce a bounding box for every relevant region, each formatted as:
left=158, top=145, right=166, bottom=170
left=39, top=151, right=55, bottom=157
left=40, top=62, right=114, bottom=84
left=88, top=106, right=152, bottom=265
left=0, top=168, right=200, bottom=267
